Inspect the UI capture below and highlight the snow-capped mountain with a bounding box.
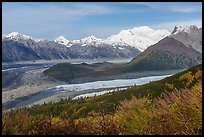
[171,25,200,35]
[171,25,183,34]
[2,34,6,40]
[56,35,103,47]
[183,25,200,34]
[54,35,70,46]
[170,25,202,53]
[2,32,140,62]
[2,25,201,62]
[3,32,31,41]
[3,32,44,43]
[104,26,170,52]
[53,26,170,52]
[128,26,202,71]
[80,35,103,45]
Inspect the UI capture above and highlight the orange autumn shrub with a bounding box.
[117,82,202,135]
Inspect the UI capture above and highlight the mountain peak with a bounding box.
[88,35,96,39]
[81,35,102,44]
[171,25,199,35]
[171,25,182,34]
[82,35,100,40]
[6,32,31,40]
[105,26,170,52]
[133,26,154,32]
[54,35,70,45]
[183,25,198,33]
[7,32,20,36]
[170,25,202,54]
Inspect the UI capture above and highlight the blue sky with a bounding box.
[2,2,202,40]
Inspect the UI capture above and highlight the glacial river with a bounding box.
[3,74,172,110]
[54,75,172,94]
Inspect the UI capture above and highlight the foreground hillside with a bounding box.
[2,64,202,135]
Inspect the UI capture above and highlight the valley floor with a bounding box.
[2,60,184,111]
[2,68,66,103]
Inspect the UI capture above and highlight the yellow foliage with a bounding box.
[117,82,202,135]
[195,70,202,79]
[165,83,174,90]
[178,72,194,86]
[51,117,61,125]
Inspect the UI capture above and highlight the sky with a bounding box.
[2,2,202,40]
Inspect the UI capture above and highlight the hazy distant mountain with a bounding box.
[2,40,42,62]
[2,32,140,62]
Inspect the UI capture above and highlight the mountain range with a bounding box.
[2,25,202,71]
[54,26,170,52]
[2,26,170,62]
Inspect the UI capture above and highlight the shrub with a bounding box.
[117,82,202,135]
[178,72,194,86]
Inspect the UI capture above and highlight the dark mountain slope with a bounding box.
[121,37,202,72]
[2,40,42,62]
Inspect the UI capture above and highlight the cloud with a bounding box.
[3,3,115,23]
[2,2,145,39]
[123,2,201,13]
[2,3,117,39]
[3,2,202,40]
[71,3,115,15]
[167,5,201,13]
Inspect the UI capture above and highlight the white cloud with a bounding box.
[169,5,201,13]
[3,3,115,23]
[72,3,116,15]
[123,2,201,13]
[3,3,202,40]
[2,3,117,39]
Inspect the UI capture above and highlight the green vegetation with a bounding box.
[2,64,202,135]
[44,62,119,82]
[44,52,199,81]
[122,51,198,72]
[44,63,93,81]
